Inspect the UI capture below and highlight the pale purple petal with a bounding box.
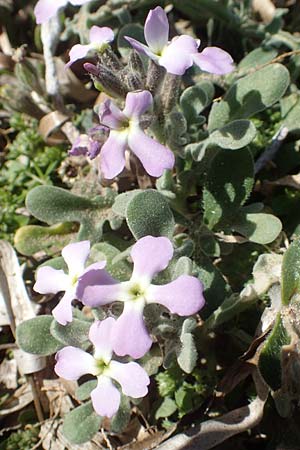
[99,100,127,130]
[69,134,90,156]
[124,37,158,62]
[144,6,169,53]
[193,47,234,75]
[110,361,150,398]
[128,126,175,178]
[147,275,205,315]
[66,44,92,67]
[131,236,174,280]
[77,268,122,307]
[91,376,121,417]
[159,35,198,75]
[89,26,114,44]
[34,266,69,295]
[34,0,67,24]
[88,318,116,359]
[62,240,90,275]
[100,130,127,179]
[88,140,102,159]
[82,261,106,275]
[52,290,75,326]
[55,346,95,380]
[69,135,103,159]
[113,301,152,358]
[123,91,153,119]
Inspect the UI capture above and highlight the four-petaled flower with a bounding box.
[125,6,234,76]
[66,26,114,67]
[55,318,150,417]
[34,0,92,24]
[77,236,205,359]
[33,241,105,326]
[98,90,175,179]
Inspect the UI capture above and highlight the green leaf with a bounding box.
[14,222,77,256]
[126,189,175,239]
[26,186,122,244]
[16,316,62,356]
[280,93,300,133]
[177,319,198,374]
[90,242,132,281]
[50,318,91,349]
[258,314,290,391]
[238,48,278,71]
[194,258,230,316]
[117,24,145,58]
[62,402,102,445]
[209,120,257,149]
[110,395,131,433]
[208,64,290,131]
[139,345,163,376]
[155,397,177,419]
[180,81,215,123]
[76,380,97,401]
[112,190,142,217]
[281,239,300,306]
[232,212,282,244]
[203,148,254,229]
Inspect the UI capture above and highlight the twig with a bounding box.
[40,15,63,109]
[254,126,289,175]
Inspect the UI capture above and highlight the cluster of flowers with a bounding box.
[32,0,230,419]
[34,237,205,417]
[35,1,233,180]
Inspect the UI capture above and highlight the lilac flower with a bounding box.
[55,318,150,417]
[34,241,105,326]
[66,26,114,67]
[77,236,205,359]
[69,126,108,159]
[34,0,92,24]
[125,6,234,76]
[98,90,175,179]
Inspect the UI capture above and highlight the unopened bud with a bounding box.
[84,63,128,98]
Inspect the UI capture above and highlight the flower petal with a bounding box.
[124,37,158,62]
[52,290,75,325]
[55,346,95,380]
[110,361,150,398]
[131,236,174,281]
[100,130,127,179]
[193,47,234,75]
[82,261,106,275]
[91,376,120,417]
[144,6,169,54]
[88,318,116,361]
[159,35,198,75]
[34,0,67,24]
[62,241,90,276]
[123,91,153,119]
[34,266,69,295]
[69,134,90,156]
[89,26,114,44]
[147,275,205,315]
[128,126,174,177]
[98,99,127,130]
[66,44,92,67]
[113,301,152,358]
[77,268,122,307]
